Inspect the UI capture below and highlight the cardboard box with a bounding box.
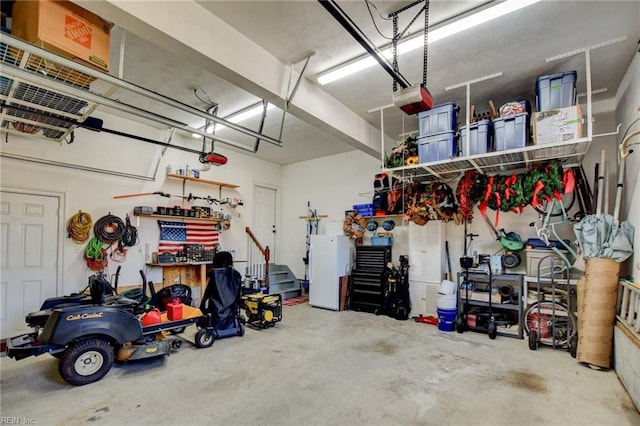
[533,104,583,145]
[12,0,112,72]
[469,291,502,304]
[339,276,350,311]
[525,248,569,278]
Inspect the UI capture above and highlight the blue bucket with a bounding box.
[437,308,457,332]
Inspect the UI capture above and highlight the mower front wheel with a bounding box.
[195,329,215,348]
[58,338,114,386]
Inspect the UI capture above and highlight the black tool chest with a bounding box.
[349,246,391,312]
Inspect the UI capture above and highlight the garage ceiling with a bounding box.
[8,1,640,166]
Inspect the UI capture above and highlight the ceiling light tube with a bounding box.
[192,102,275,137]
[317,0,540,85]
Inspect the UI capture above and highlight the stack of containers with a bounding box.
[436,279,457,332]
[417,102,459,164]
[533,71,580,145]
[493,99,532,152]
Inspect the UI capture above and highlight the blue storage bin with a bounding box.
[493,112,529,151]
[371,236,392,246]
[353,203,373,211]
[417,102,459,136]
[418,131,457,164]
[460,119,492,156]
[536,71,577,111]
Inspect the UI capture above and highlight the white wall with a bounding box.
[0,111,281,294]
[615,53,640,279]
[613,51,640,411]
[280,150,380,279]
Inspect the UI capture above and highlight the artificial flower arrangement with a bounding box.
[384,136,418,168]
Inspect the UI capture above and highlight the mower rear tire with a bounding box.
[169,327,186,335]
[195,329,215,348]
[58,338,114,386]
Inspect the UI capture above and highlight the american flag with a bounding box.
[157,220,219,254]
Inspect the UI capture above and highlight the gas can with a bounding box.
[142,308,162,326]
[167,300,183,321]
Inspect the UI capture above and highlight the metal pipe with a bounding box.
[318,0,411,89]
[1,65,259,152]
[1,103,221,156]
[0,152,155,181]
[0,33,282,147]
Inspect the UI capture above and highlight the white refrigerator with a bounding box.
[309,235,354,310]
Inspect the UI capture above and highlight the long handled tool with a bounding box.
[113,191,219,204]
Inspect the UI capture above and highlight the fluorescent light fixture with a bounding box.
[317,0,540,85]
[192,102,275,138]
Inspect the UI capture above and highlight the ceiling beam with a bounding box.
[73,0,390,159]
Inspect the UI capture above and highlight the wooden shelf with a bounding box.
[363,214,404,219]
[146,262,210,267]
[133,213,229,223]
[167,174,239,189]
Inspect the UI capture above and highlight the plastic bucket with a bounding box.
[438,279,456,295]
[437,294,457,310]
[437,308,457,332]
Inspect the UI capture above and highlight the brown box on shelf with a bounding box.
[532,104,583,145]
[469,291,502,303]
[12,0,112,72]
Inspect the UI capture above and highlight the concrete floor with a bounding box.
[1,303,638,426]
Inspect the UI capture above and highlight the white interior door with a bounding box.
[0,191,60,337]
[253,185,277,260]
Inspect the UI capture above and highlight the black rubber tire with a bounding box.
[455,316,464,333]
[487,320,497,340]
[171,339,183,350]
[528,331,538,351]
[534,189,576,217]
[237,322,245,337]
[169,327,186,335]
[569,334,578,358]
[195,329,215,348]
[58,338,114,386]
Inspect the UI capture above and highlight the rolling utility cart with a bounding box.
[525,253,577,356]
[457,267,524,340]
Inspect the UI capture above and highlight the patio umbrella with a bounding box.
[573,150,608,258]
[601,152,634,262]
[574,147,635,262]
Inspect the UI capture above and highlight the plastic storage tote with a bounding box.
[417,102,459,137]
[460,119,492,156]
[493,112,528,151]
[536,71,577,111]
[418,131,457,163]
